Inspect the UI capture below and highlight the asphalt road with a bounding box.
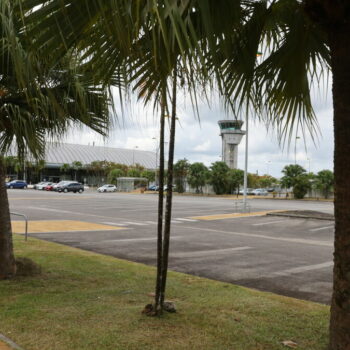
[8,189,334,304]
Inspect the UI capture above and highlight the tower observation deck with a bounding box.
[218,119,245,169]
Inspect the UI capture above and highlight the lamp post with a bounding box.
[266,160,271,175]
[294,136,300,164]
[243,113,249,209]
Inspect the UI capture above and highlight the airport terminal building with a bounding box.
[8,142,157,185]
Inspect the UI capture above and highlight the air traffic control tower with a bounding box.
[218,119,245,169]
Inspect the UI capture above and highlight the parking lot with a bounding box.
[8,189,334,304]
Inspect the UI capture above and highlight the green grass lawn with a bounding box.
[0,235,329,350]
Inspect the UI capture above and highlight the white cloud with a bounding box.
[193,140,212,152]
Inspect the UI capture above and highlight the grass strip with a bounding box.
[0,235,329,350]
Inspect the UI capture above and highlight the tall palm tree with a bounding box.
[169,2,346,348]
[22,0,203,314]
[21,0,350,348]
[0,0,111,279]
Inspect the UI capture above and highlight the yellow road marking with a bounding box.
[190,210,283,221]
[11,220,124,233]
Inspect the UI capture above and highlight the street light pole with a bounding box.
[266,160,271,175]
[243,113,249,209]
[294,136,300,164]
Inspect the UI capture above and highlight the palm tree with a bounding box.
[60,163,70,180]
[0,0,111,279]
[35,159,46,182]
[71,161,83,181]
[21,1,350,347]
[23,1,203,314]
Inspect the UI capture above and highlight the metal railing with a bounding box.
[233,200,251,213]
[10,212,29,241]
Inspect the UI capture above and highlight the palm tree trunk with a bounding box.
[328,20,350,350]
[154,83,167,314]
[0,156,16,279]
[159,65,177,310]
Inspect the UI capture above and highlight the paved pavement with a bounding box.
[8,189,334,304]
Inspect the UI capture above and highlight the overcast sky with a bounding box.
[65,85,333,178]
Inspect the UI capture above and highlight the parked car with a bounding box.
[53,181,72,191]
[37,182,52,190]
[148,185,159,191]
[34,181,47,190]
[239,188,254,195]
[56,182,84,193]
[44,184,55,191]
[6,180,28,189]
[251,188,268,196]
[97,184,117,193]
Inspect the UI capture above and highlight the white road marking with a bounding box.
[176,218,198,222]
[273,261,333,276]
[144,221,157,225]
[309,225,334,232]
[101,222,128,226]
[172,246,252,258]
[171,220,182,224]
[123,221,149,226]
[180,225,333,247]
[252,220,286,226]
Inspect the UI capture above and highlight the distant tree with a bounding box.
[3,156,21,179]
[315,170,334,199]
[226,169,244,195]
[33,159,46,181]
[209,162,229,195]
[107,168,124,185]
[127,168,141,178]
[141,170,155,183]
[259,175,277,189]
[71,161,83,180]
[281,164,311,199]
[293,175,312,199]
[108,162,128,175]
[133,163,145,172]
[173,159,190,193]
[187,162,209,193]
[87,160,110,177]
[280,164,307,189]
[60,163,70,174]
[247,173,260,188]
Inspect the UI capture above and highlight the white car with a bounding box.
[252,188,268,196]
[36,182,52,190]
[98,184,117,193]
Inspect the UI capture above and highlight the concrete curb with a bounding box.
[0,334,25,350]
[267,212,334,221]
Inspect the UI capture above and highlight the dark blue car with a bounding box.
[6,180,28,189]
